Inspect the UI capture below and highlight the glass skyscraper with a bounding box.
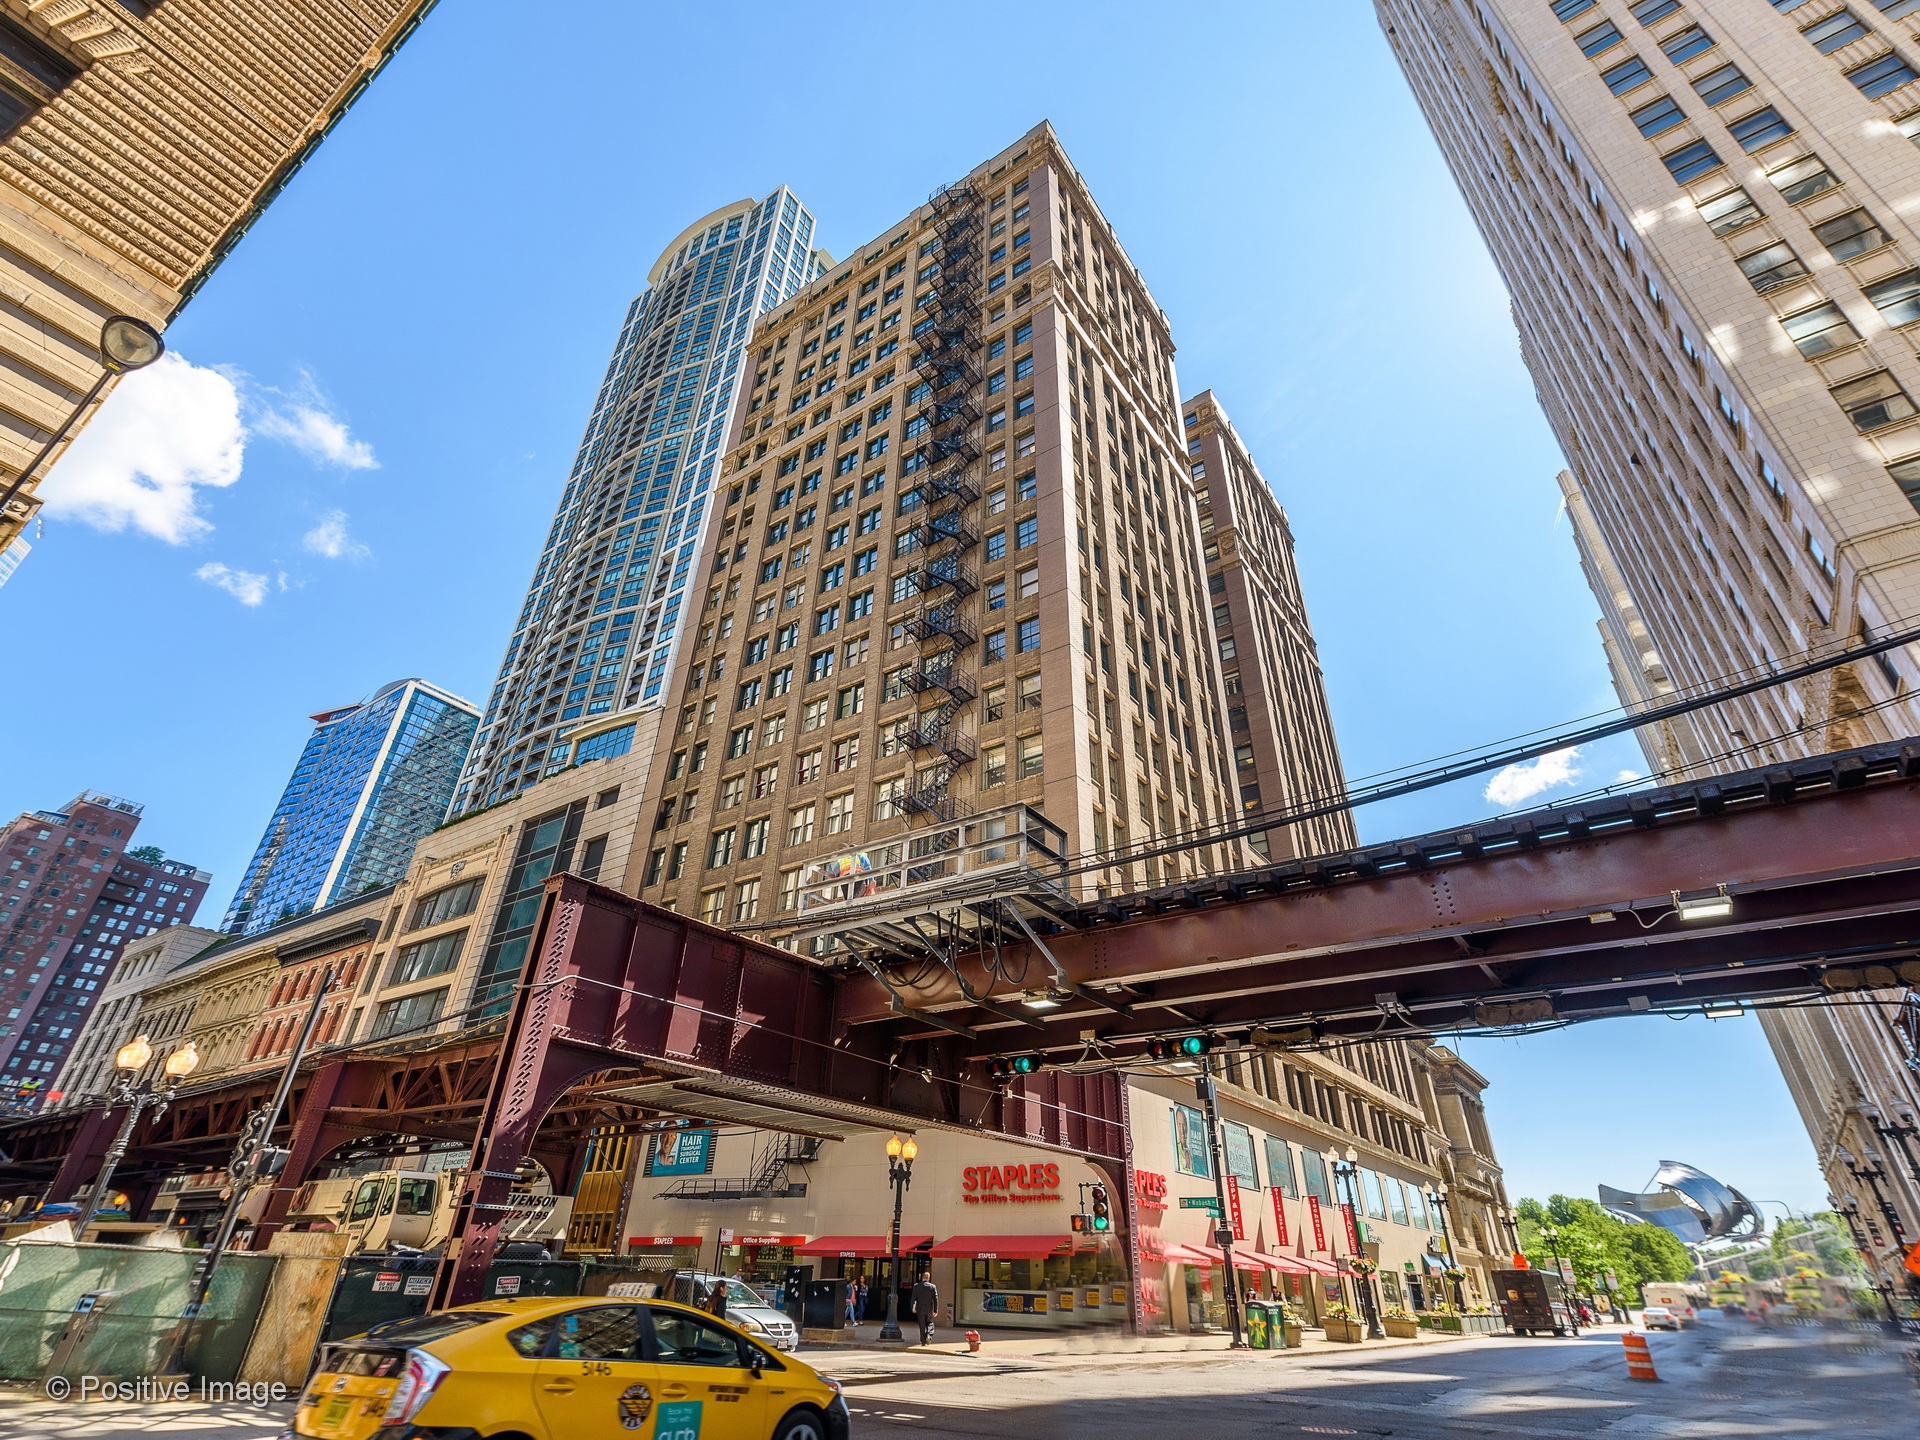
[224,678,478,935]
[450,189,827,814]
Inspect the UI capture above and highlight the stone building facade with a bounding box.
[0,0,440,555]
[1183,390,1355,861]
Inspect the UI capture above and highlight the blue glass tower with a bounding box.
[224,678,478,935]
[451,189,827,814]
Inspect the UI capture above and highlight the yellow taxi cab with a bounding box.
[281,1296,850,1440]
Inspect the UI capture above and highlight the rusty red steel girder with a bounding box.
[830,740,1920,1050]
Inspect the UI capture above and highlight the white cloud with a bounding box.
[1615,769,1645,785]
[195,562,271,606]
[37,352,244,543]
[303,509,369,560]
[254,376,377,470]
[1484,746,1583,808]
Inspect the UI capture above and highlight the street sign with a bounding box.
[1179,1197,1222,1213]
[1558,1259,1576,1287]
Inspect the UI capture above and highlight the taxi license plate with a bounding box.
[320,1396,352,1428]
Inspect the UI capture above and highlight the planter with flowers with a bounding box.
[1322,1303,1365,1343]
[1381,1305,1422,1339]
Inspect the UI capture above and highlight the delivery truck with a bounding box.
[1493,1266,1576,1336]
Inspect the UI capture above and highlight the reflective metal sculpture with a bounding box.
[1599,1160,1760,1244]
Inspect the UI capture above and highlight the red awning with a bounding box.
[1235,1248,1316,1274]
[1154,1243,1217,1265]
[794,1235,933,1258]
[930,1235,1069,1260]
[1189,1243,1264,1272]
[1293,1255,1341,1275]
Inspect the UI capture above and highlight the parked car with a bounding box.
[284,1297,846,1440]
[1642,1305,1682,1331]
[663,1271,801,1353]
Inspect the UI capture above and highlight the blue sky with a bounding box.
[0,2,1824,1210]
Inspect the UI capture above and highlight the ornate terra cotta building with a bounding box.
[0,0,441,556]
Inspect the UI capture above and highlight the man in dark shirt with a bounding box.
[911,1270,940,1346]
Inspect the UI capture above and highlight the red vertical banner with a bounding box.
[1225,1176,1245,1241]
[1308,1195,1325,1251]
[1341,1202,1361,1254]
[1271,1190,1289,1248]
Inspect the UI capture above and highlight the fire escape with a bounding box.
[899,179,986,829]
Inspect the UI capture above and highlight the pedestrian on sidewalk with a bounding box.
[854,1276,869,1325]
[912,1270,940,1346]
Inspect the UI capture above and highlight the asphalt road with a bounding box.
[0,1315,1907,1438]
[838,1317,1913,1439]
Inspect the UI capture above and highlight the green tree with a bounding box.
[1515,1194,1691,1303]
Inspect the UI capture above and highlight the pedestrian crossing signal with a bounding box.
[1071,1213,1090,1233]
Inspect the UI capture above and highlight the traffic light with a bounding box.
[1146,1034,1211,1061]
[1090,1185,1111,1232]
[1071,1213,1090,1233]
[989,1054,1044,1080]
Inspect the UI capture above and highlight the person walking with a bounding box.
[912,1270,940,1346]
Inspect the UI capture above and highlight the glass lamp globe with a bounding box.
[114,1035,153,1072]
[99,316,164,372]
[885,1135,902,1159]
[162,1041,200,1079]
[901,1138,918,1162]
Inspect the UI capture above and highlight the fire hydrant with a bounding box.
[964,1330,982,1353]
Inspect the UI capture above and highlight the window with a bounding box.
[1849,53,1918,98]
[787,803,816,846]
[1015,516,1038,549]
[1016,564,1039,600]
[732,878,761,923]
[802,697,829,730]
[1661,25,1714,63]
[1630,0,1680,20]
[1602,56,1653,94]
[985,578,1007,610]
[1693,63,1752,107]
[1832,370,1917,431]
[761,713,787,746]
[807,648,835,682]
[1663,140,1722,182]
[1299,1146,1334,1205]
[650,1309,750,1369]
[984,628,1007,663]
[700,888,726,923]
[1553,0,1595,19]
[1735,240,1808,292]
[1577,20,1622,56]
[736,679,762,710]
[1813,208,1889,260]
[1016,617,1040,652]
[1865,269,1920,327]
[1781,302,1860,357]
[1698,187,1761,236]
[707,828,736,867]
[836,682,865,718]
[824,792,854,835]
[1728,106,1791,151]
[1630,95,1686,137]
[985,530,1006,560]
[778,869,802,912]
[371,988,447,1040]
[1016,673,1041,712]
[1361,1169,1388,1220]
[819,562,845,591]
[409,879,481,931]
[1889,454,1920,513]
[391,931,465,986]
[1804,10,1868,53]
[1017,733,1043,778]
[751,763,779,800]
[1171,1104,1212,1177]
[981,743,1007,787]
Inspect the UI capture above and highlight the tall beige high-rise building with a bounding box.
[0,1,439,560]
[1184,390,1356,861]
[1381,0,1920,1293]
[626,124,1354,936]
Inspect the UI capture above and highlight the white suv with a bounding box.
[666,1272,801,1352]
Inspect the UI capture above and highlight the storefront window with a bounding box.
[1264,1136,1297,1198]
[1299,1146,1334,1204]
[1170,1104,1211,1178]
[1361,1169,1388,1219]
[1224,1122,1259,1188]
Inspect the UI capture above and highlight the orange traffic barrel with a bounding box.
[1623,1331,1659,1381]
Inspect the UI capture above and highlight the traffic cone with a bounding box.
[1622,1332,1659,1381]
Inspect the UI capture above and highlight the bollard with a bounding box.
[1622,1331,1660,1381]
[965,1330,982,1353]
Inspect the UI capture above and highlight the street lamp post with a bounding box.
[1539,1225,1581,1336]
[1827,1191,1895,1320]
[1328,1148,1384,1339]
[1840,1147,1908,1249]
[1424,1183,1465,1310]
[1865,1108,1920,1189]
[0,317,165,529]
[1498,1205,1521,1260]
[74,1036,201,1236]
[878,1134,917,1343]
[1194,1058,1248,1349]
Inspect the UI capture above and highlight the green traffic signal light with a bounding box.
[1011,1054,1040,1075]
[1176,1035,1207,1056]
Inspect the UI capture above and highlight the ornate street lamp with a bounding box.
[75,1035,200,1235]
[0,316,166,528]
[1327,1146,1385,1339]
[1424,1182,1467,1310]
[878,1134,918,1342]
[1539,1224,1581,1336]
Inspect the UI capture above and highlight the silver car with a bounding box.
[667,1271,801,1352]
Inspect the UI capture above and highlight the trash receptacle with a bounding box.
[803,1278,849,1331]
[1245,1299,1272,1349]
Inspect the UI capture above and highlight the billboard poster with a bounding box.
[649,1128,714,1176]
